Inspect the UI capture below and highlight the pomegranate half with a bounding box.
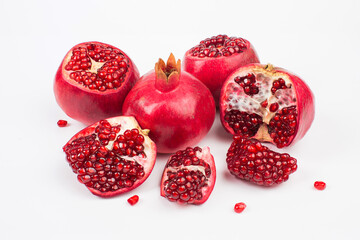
[160,146,216,204]
[122,54,216,153]
[63,116,156,197]
[183,34,260,104]
[220,64,315,148]
[54,41,139,125]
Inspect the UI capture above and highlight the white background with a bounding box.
[1,0,360,239]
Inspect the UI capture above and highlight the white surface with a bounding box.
[1,0,360,239]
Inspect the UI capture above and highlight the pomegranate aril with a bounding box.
[127,195,139,205]
[224,110,262,137]
[314,181,326,190]
[57,120,68,127]
[234,73,259,96]
[234,202,246,213]
[271,78,288,94]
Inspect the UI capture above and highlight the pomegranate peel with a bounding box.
[63,116,156,198]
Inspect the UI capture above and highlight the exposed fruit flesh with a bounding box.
[226,135,297,186]
[127,195,139,205]
[57,120,68,127]
[234,202,246,213]
[63,117,156,197]
[314,181,326,190]
[64,43,129,91]
[160,147,216,204]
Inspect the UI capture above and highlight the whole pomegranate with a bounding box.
[220,64,315,148]
[63,116,156,197]
[122,54,216,153]
[160,146,216,204]
[183,34,260,104]
[54,41,139,125]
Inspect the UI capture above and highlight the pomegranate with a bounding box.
[63,116,156,197]
[122,54,215,153]
[226,135,297,186]
[160,146,216,204]
[183,34,260,104]
[54,41,139,125]
[220,64,315,148]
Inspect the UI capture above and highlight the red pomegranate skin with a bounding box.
[54,41,139,125]
[122,56,215,153]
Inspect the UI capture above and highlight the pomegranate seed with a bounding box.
[234,74,259,96]
[127,195,139,205]
[57,120,68,127]
[234,202,246,213]
[224,110,262,137]
[314,181,326,190]
[269,103,279,112]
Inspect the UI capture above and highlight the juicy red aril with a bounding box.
[271,78,288,94]
[224,110,262,137]
[65,43,129,92]
[162,147,211,204]
[127,195,139,205]
[113,129,146,157]
[268,106,297,148]
[234,202,246,213]
[189,35,247,58]
[314,181,326,190]
[226,135,297,186]
[234,73,259,96]
[57,120,68,127]
[269,103,279,112]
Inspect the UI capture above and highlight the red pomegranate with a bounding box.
[54,41,139,125]
[63,116,156,197]
[183,34,260,104]
[160,146,216,204]
[220,64,315,148]
[122,54,216,153]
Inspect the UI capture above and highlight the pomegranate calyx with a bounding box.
[264,64,275,71]
[155,53,181,92]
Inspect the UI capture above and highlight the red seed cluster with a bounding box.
[224,110,263,137]
[63,120,147,193]
[226,135,297,186]
[234,73,259,96]
[113,129,145,157]
[271,78,288,94]
[268,106,297,148]
[189,35,248,58]
[65,43,129,91]
[163,147,211,204]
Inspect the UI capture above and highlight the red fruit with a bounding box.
[127,195,139,205]
[63,116,156,197]
[54,41,140,125]
[226,135,297,186]
[160,146,216,204]
[314,181,326,190]
[57,120,68,127]
[122,54,215,153]
[183,34,260,104]
[234,202,246,213]
[220,64,315,148]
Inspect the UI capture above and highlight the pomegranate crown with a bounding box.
[155,53,181,92]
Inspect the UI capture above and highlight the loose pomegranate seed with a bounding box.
[234,202,246,213]
[57,120,68,127]
[234,73,259,96]
[127,195,139,205]
[314,181,326,190]
[224,110,263,137]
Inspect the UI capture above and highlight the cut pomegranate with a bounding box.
[314,181,326,190]
[226,135,297,186]
[160,146,216,204]
[183,34,260,104]
[63,116,156,197]
[127,195,139,205]
[220,64,315,148]
[234,202,246,213]
[54,41,139,125]
[123,54,215,153]
[57,120,68,127]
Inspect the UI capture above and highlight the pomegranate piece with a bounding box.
[314,181,326,190]
[127,195,139,205]
[183,34,260,104]
[63,116,156,198]
[160,147,216,204]
[57,120,68,127]
[220,64,315,148]
[54,41,139,125]
[226,135,297,186]
[123,54,215,153]
[234,202,246,213]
